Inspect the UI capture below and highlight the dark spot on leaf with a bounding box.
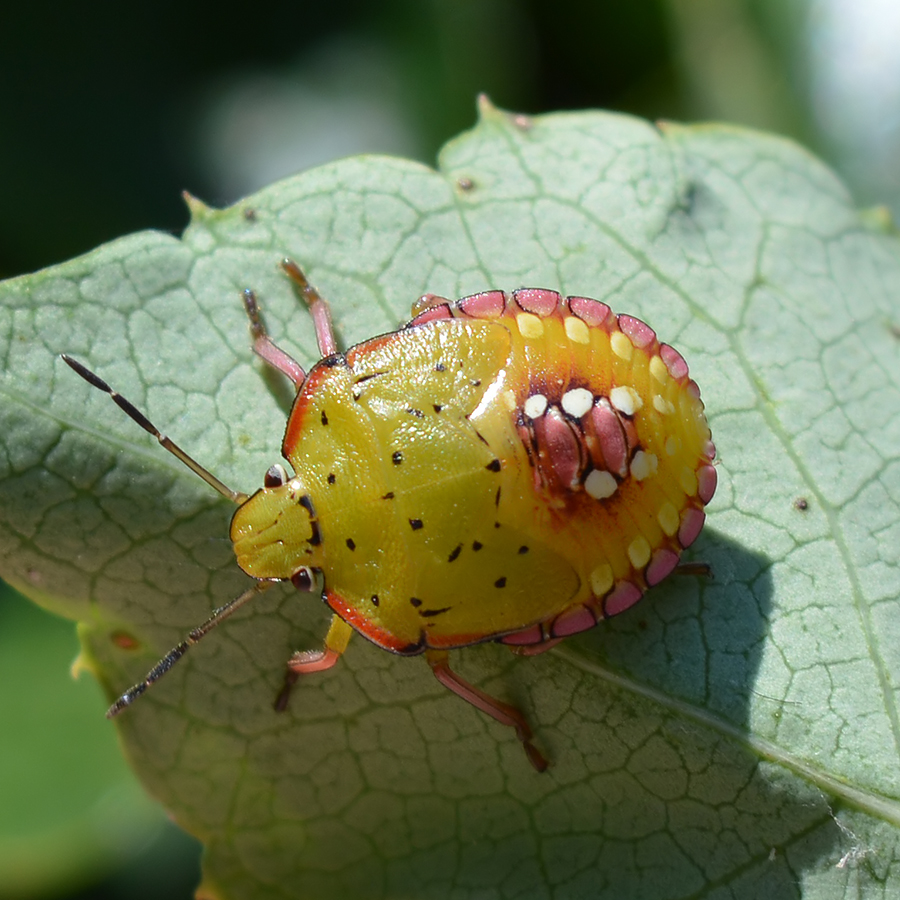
[794,497,809,512]
[346,538,356,551]
[433,404,443,413]
[371,594,380,607]
[495,577,507,588]
[485,459,501,472]
[518,545,529,554]
[409,518,424,531]
[410,597,423,608]
[382,491,395,500]
[448,544,462,562]
[321,409,329,426]
[392,451,403,465]
[327,473,336,485]
[472,541,483,551]
[407,407,424,418]
[435,363,446,372]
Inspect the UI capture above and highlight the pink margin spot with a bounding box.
[501,624,544,645]
[550,604,598,638]
[408,305,451,326]
[617,314,656,349]
[567,295,613,328]
[678,508,706,548]
[459,290,506,317]
[513,288,560,316]
[645,548,680,586]
[698,464,718,505]
[603,582,644,617]
[660,343,689,380]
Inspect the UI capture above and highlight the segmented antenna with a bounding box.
[61,354,249,505]
[61,352,268,713]
[106,580,276,717]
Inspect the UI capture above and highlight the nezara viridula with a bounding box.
[64,259,716,771]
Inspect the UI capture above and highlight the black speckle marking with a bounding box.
[371,594,380,607]
[433,404,443,414]
[327,473,336,485]
[320,409,329,426]
[448,543,462,562]
[323,354,349,368]
[407,407,425,418]
[486,459,501,473]
[382,491,395,500]
[410,597,423,608]
[420,606,452,618]
[494,577,507,588]
[354,371,386,385]
[494,487,501,507]
[308,520,322,546]
[471,379,481,387]
[472,429,489,446]
[494,521,501,528]
[472,540,483,551]
[409,518,424,531]
[346,538,356,551]
[392,451,403,465]
[794,497,809,512]
[435,363,446,372]
[518,545,529,554]
[298,494,316,515]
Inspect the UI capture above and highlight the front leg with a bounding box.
[274,614,354,711]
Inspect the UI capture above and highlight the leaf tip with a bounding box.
[182,189,213,220]
[476,94,534,133]
[859,204,897,235]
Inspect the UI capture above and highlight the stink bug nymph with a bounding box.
[64,259,716,771]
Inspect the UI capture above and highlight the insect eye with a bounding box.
[290,566,323,594]
[264,463,288,487]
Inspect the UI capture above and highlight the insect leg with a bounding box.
[242,289,308,388]
[507,637,564,657]
[273,614,354,711]
[280,258,338,357]
[674,561,712,578]
[426,649,548,772]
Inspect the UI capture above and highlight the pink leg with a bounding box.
[274,615,353,711]
[426,649,548,772]
[242,288,308,388]
[280,258,338,357]
[508,637,564,657]
[241,259,339,388]
[674,561,712,578]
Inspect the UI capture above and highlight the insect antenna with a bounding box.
[61,354,248,505]
[106,579,277,716]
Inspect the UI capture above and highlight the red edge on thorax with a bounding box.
[326,591,500,654]
[326,590,419,654]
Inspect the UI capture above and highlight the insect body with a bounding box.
[64,260,716,771]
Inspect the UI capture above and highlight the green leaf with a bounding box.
[3,98,900,898]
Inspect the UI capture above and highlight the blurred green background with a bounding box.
[2,0,897,896]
